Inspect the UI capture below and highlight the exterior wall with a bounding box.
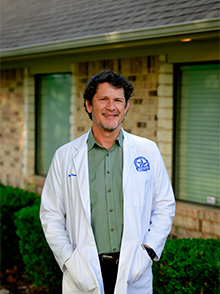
[0,56,219,239]
[0,69,25,187]
[171,202,220,239]
[23,68,38,189]
[157,56,173,179]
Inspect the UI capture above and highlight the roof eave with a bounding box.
[1,18,219,58]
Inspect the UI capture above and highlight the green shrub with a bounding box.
[14,199,62,292]
[0,183,38,269]
[15,200,219,294]
[153,238,220,294]
[3,185,219,292]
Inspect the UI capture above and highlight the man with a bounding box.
[40,70,175,294]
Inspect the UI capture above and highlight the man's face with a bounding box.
[86,82,130,133]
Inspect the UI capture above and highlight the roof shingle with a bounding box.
[1,0,219,50]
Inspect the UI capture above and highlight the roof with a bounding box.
[1,0,220,56]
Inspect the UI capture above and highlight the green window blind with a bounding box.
[176,64,220,206]
[36,74,71,176]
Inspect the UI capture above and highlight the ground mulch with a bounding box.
[1,265,49,294]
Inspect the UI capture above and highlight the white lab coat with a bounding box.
[40,129,175,294]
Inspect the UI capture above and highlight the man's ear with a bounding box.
[85,100,92,114]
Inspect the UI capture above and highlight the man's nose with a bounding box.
[106,100,116,110]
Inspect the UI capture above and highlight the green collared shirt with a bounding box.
[87,129,124,254]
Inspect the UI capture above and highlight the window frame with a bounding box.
[35,72,72,176]
[173,61,220,207]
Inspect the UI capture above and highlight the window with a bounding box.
[36,73,71,176]
[174,63,220,207]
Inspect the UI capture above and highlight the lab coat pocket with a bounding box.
[64,247,97,292]
[128,243,152,284]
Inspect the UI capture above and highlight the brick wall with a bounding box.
[171,202,220,239]
[1,57,219,239]
[0,69,25,188]
[0,68,45,193]
[157,56,173,179]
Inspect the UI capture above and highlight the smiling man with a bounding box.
[40,70,175,294]
[85,81,130,149]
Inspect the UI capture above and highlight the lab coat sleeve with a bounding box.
[143,144,175,260]
[40,150,74,270]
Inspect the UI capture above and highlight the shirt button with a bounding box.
[98,274,102,280]
[109,209,113,212]
[107,153,109,157]
[111,228,115,232]
[113,248,116,252]
[107,170,110,174]
[89,241,95,247]
[108,189,111,193]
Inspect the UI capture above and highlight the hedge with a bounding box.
[0,183,38,269]
[153,238,220,293]
[1,185,220,293]
[14,199,62,293]
[15,202,220,293]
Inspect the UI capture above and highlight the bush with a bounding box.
[2,185,219,293]
[15,201,219,294]
[14,199,62,292]
[153,238,220,293]
[0,183,38,269]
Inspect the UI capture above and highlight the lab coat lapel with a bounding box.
[122,131,136,189]
[72,132,91,222]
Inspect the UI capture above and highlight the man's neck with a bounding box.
[92,126,121,151]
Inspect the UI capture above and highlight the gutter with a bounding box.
[1,19,219,58]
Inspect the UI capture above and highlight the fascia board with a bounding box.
[1,19,219,58]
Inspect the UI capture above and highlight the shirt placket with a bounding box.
[105,150,118,252]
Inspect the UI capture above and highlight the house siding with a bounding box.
[0,55,219,239]
[0,69,25,187]
[171,202,220,239]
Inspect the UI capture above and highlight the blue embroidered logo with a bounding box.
[68,173,77,177]
[134,157,150,172]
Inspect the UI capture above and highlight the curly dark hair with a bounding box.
[83,70,134,120]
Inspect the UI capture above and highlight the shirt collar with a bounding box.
[87,128,124,151]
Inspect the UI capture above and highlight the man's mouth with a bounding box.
[103,113,118,118]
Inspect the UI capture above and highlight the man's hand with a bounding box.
[143,245,156,260]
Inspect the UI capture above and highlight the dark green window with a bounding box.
[175,63,220,207]
[36,74,71,176]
